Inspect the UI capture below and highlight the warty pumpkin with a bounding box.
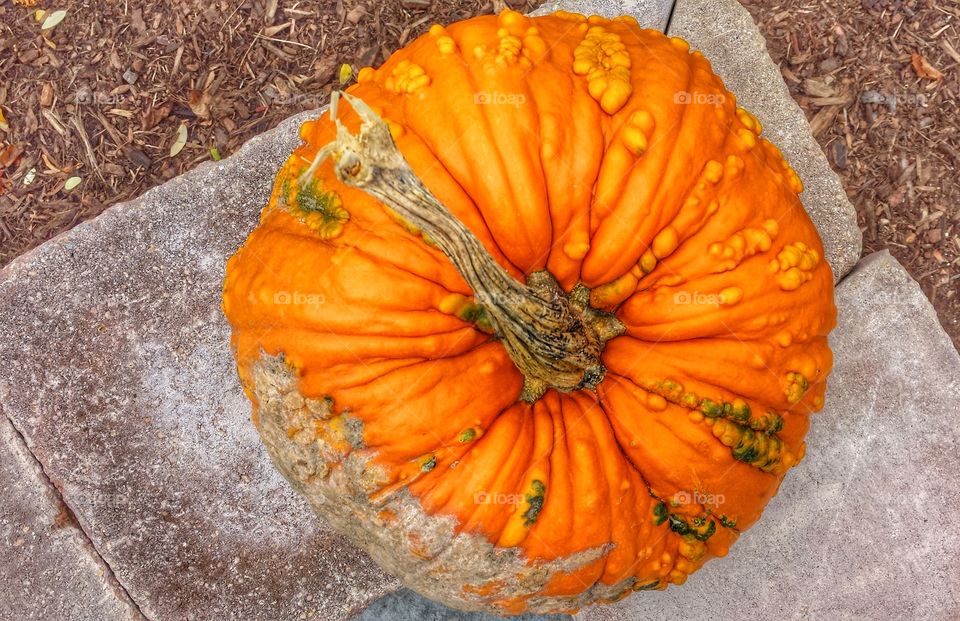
[222,9,836,615]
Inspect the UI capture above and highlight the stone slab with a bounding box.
[575,250,960,621]
[0,109,398,621]
[669,0,862,280]
[0,414,141,621]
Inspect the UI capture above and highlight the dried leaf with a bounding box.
[0,144,23,167]
[22,168,37,186]
[911,52,943,80]
[188,89,212,118]
[170,123,188,157]
[802,77,836,98]
[338,63,353,85]
[41,9,67,31]
[63,176,81,191]
[0,108,8,132]
[142,103,172,130]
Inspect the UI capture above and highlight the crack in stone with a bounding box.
[0,406,151,621]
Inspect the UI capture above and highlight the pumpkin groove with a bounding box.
[223,9,836,614]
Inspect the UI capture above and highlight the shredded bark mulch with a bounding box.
[1,0,957,349]
[0,0,537,262]
[742,0,959,348]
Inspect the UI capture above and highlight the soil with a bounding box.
[1,0,957,349]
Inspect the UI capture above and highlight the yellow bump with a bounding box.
[647,394,667,411]
[522,34,546,58]
[761,219,779,237]
[707,200,719,215]
[385,61,430,94]
[735,106,757,133]
[436,35,457,55]
[630,109,655,134]
[555,10,587,21]
[563,239,590,260]
[640,249,657,273]
[616,14,639,26]
[590,271,638,307]
[719,286,743,306]
[786,168,804,193]
[429,24,445,36]
[725,155,745,178]
[439,293,468,314]
[356,67,374,83]
[573,24,633,115]
[388,122,404,140]
[775,331,793,347]
[652,226,679,259]
[499,8,526,28]
[622,125,648,155]
[703,159,724,184]
[737,128,757,149]
[778,268,805,291]
[669,36,690,52]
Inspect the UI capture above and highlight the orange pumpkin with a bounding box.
[223,9,836,615]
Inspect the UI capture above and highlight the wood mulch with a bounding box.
[1,0,957,349]
[743,0,959,348]
[0,0,537,261]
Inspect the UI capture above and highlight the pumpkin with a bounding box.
[222,9,836,615]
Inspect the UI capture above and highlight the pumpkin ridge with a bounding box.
[581,33,698,285]
[386,94,526,277]
[601,367,792,473]
[405,18,549,272]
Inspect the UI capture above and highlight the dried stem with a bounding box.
[306,92,623,401]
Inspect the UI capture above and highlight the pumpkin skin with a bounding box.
[222,9,836,615]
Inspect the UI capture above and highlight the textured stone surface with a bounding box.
[356,589,572,621]
[669,0,862,280]
[576,251,960,620]
[0,415,141,621]
[0,108,398,621]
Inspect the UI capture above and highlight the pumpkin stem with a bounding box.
[310,92,624,401]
